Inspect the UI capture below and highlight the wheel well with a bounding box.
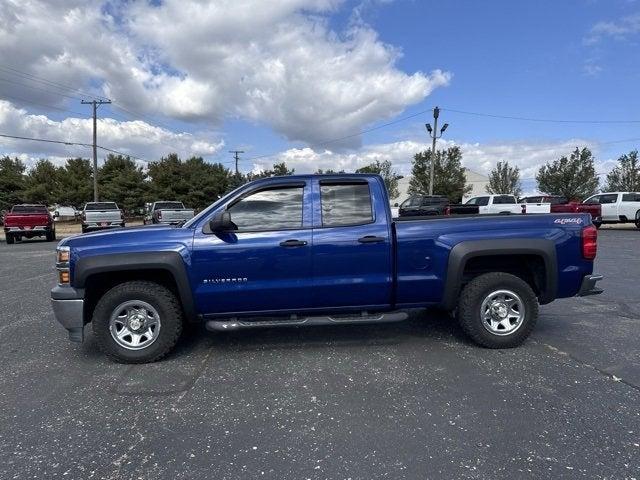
[462,254,546,297]
[83,269,183,323]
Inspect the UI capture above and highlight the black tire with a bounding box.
[92,281,183,363]
[5,233,14,245]
[456,272,538,348]
[593,221,601,230]
[81,225,87,234]
[46,229,56,242]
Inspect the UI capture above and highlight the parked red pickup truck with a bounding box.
[3,204,56,244]
[520,196,602,228]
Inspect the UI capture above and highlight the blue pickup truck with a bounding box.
[51,174,602,363]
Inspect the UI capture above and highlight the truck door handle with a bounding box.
[358,235,385,244]
[279,239,308,247]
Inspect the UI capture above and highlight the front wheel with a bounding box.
[456,272,538,348]
[92,281,183,363]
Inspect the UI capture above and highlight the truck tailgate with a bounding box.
[4,214,50,227]
[85,211,122,223]
[158,209,195,222]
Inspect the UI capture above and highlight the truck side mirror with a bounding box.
[208,211,235,232]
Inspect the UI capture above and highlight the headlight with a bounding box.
[56,246,71,285]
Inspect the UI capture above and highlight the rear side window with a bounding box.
[599,194,618,204]
[320,183,373,227]
[493,195,516,204]
[228,186,303,231]
[85,202,119,210]
[11,205,47,214]
[622,193,640,202]
[422,197,448,206]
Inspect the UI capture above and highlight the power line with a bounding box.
[0,76,83,101]
[0,65,108,101]
[442,108,640,124]
[0,133,92,148]
[0,93,87,116]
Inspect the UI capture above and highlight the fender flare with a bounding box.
[440,239,558,310]
[74,251,196,320]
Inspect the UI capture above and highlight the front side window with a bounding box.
[321,183,373,227]
[227,186,303,231]
[466,196,490,206]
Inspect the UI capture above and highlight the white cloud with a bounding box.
[0,100,224,168]
[0,0,450,148]
[254,138,610,182]
[584,12,640,44]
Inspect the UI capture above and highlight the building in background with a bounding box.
[393,169,489,205]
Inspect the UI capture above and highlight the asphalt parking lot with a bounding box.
[0,230,638,480]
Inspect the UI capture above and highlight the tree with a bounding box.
[246,162,295,181]
[486,161,522,197]
[98,154,148,213]
[536,147,599,200]
[57,158,95,207]
[23,159,62,205]
[0,156,26,211]
[605,150,640,192]
[408,146,471,202]
[355,159,402,199]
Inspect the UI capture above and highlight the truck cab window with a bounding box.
[228,186,303,231]
[599,194,618,204]
[321,183,373,227]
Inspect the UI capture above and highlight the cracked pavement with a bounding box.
[0,229,638,479]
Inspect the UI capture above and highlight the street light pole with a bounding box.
[425,106,449,196]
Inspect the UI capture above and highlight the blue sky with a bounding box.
[0,0,639,192]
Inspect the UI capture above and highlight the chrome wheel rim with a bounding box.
[109,300,161,350]
[480,289,525,336]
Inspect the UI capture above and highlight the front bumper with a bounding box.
[577,274,604,296]
[51,286,85,342]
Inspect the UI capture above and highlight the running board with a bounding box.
[205,311,408,332]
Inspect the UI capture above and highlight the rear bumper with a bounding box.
[4,225,51,233]
[82,222,124,231]
[51,286,85,342]
[577,274,604,296]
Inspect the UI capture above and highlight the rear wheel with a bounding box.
[46,229,56,242]
[81,225,87,234]
[5,233,14,245]
[92,281,183,363]
[457,272,538,348]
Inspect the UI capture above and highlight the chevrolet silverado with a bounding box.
[51,174,603,363]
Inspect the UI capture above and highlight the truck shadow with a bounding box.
[176,308,470,357]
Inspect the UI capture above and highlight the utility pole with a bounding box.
[81,99,111,201]
[425,106,449,196]
[229,150,244,176]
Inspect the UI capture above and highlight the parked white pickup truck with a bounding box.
[145,201,195,225]
[464,195,549,214]
[583,192,640,228]
[81,202,124,233]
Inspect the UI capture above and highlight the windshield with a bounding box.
[154,202,185,210]
[11,205,48,214]
[85,202,118,211]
